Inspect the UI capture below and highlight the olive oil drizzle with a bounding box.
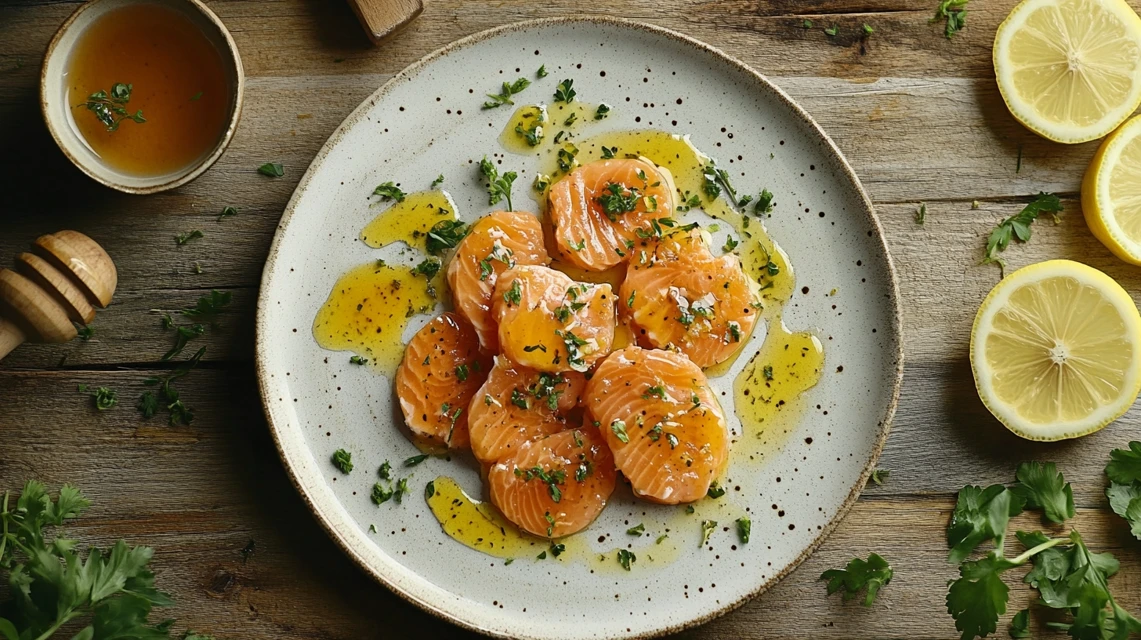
[360,190,458,252]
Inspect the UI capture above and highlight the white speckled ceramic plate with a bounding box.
[256,18,902,640]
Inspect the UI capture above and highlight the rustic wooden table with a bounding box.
[4,1,1141,638]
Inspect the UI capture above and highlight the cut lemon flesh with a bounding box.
[1083,114,1141,264]
[971,260,1141,441]
[994,0,1141,144]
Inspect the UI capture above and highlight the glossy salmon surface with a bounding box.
[446,211,550,351]
[395,313,492,448]
[492,265,616,373]
[620,229,760,368]
[468,356,587,464]
[547,158,674,271]
[584,345,728,504]
[487,427,617,538]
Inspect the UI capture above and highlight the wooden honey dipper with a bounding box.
[0,231,117,361]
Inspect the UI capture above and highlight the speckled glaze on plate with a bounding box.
[256,18,902,640]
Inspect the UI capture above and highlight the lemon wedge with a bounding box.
[1083,114,1141,264]
[971,260,1141,441]
[994,0,1141,144]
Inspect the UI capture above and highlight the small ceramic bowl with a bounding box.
[40,0,244,194]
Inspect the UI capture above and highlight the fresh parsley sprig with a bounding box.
[478,157,517,211]
[982,192,1062,269]
[1106,441,1141,540]
[483,77,531,109]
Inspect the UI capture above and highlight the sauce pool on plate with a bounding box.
[65,3,230,177]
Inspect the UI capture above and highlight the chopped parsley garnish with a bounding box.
[916,202,927,224]
[503,279,522,306]
[627,523,645,536]
[667,433,679,449]
[218,206,238,221]
[537,64,548,78]
[982,192,1062,270]
[557,144,579,172]
[537,551,548,560]
[257,162,284,178]
[371,482,393,504]
[515,466,566,502]
[617,549,636,571]
[643,385,667,401]
[533,173,551,192]
[378,461,392,480]
[550,543,566,557]
[545,512,556,537]
[478,157,518,210]
[482,77,531,109]
[392,477,410,503]
[598,182,641,219]
[349,355,368,365]
[79,385,118,411]
[824,25,839,37]
[627,291,636,308]
[454,364,470,382]
[610,420,629,443]
[701,162,721,200]
[515,120,544,146]
[555,329,589,371]
[802,19,814,29]
[677,191,701,212]
[431,174,445,188]
[524,344,547,353]
[554,78,576,103]
[594,103,611,120]
[601,146,617,159]
[568,238,586,251]
[511,389,530,410]
[372,181,406,202]
[728,321,742,343]
[528,372,567,410]
[821,553,893,606]
[706,482,726,499]
[868,468,890,486]
[563,112,578,127]
[426,219,469,255]
[699,520,717,547]
[77,325,94,341]
[762,365,774,380]
[78,82,145,131]
[723,235,739,252]
[404,454,429,467]
[332,449,353,474]
[412,257,441,279]
[862,23,874,36]
[755,189,774,215]
[737,517,751,543]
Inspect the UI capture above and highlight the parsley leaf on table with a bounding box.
[946,553,1016,639]
[820,553,893,606]
[932,0,968,38]
[981,193,1063,269]
[1009,608,1030,638]
[1106,441,1141,540]
[1010,461,1075,524]
[946,484,1023,564]
[1106,441,1141,484]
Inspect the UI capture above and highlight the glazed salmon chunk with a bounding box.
[395,312,492,449]
[548,158,674,271]
[620,228,760,368]
[487,426,617,538]
[492,265,616,373]
[585,346,728,504]
[446,211,550,351]
[468,356,587,465]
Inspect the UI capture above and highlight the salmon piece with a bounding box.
[620,228,760,368]
[487,426,617,538]
[584,346,728,504]
[468,356,587,464]
[395,313,492,449]
[446,211,550,351]
[548,158,674,271]
[492,265,616,373]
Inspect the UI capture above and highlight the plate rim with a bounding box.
[255,15,904,639]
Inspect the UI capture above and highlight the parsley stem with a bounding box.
[1008,536,1066,565]
[33,611,81,640]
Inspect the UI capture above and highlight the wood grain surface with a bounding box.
[3,1,1141,638]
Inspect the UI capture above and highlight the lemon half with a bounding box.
[971,260,1141,441]
[1083,114,1141,263]
[994,0,1141,144]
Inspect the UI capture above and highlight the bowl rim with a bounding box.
[39,0,245,195]
[255,16,905,640]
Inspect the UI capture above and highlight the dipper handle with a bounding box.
[346,0,422,45]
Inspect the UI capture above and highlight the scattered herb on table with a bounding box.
[820,553,893,606]
[802,19,814,29]
[862,23,874,36]
[868,468,890,486]
[162,323,205,361]
[190,91,203,101]
[932,0,968,38]
[916,202,926,224]
[824,26,839,37]
[1010,461,1075,524]
[478,157,518,211]
[332,448,353,474]
[78,384,118,410]
[138,347,205,425]
[1106,441,1141,540]
[77,325,95,341]
[76,82,145,131]
[257,162,284,177]
[175,230,203,246]
[181,289,233,323]
[981,192,1062,270]
[1009,609,1030,638]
